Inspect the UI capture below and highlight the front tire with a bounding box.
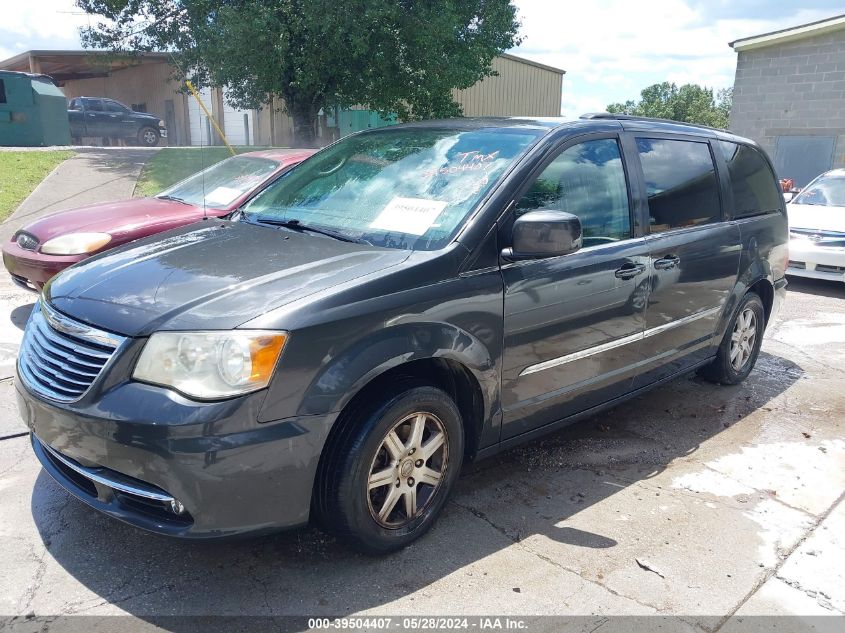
[317,385,464,555]
[138,126,160,147]
[700,292,765,385]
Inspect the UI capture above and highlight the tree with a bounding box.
[76,0,522,146]
[607,82,732,129]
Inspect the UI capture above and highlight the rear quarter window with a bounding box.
[719,141,782,218]
[636,137,721,233]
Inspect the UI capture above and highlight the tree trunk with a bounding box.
[288,98,318,148]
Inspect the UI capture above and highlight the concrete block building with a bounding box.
[729,14,845,186]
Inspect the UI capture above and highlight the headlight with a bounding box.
[41,232,111,255]
[133,330,287,400]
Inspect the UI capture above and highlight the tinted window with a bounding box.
[0,79,6,104]
[104,100,129,113]
[516,138,631,245]
[719,141,781,217]
[637,138,721,232]
[68,99,80,110]
[83,99,104,112]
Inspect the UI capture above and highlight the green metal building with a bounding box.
[0,71,71,147]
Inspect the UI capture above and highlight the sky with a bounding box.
[1,0,844,119]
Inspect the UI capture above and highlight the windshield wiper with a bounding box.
[252,216,371,245]
[157,194,191,205]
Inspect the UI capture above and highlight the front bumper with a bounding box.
[2,241,85,289]
[787,238,845,282]
[17,376,336,538]
[771,276,787,324]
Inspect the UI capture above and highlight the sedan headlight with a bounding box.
[133,331,288,400]
[41,232,112,255]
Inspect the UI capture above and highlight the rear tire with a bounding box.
[317,385,464,555]
[138,126,160,147]
[700,292,765,385]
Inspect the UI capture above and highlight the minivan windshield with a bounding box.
[157,155,279,209]
[241,127,542,250]
[793,174,845,207]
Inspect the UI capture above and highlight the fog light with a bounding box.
[170,499,186,514]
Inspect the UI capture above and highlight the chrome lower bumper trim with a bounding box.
[38,437,175,503]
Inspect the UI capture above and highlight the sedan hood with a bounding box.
[22,198,208,243]
[45,221,409,336]
[787,203,845,232]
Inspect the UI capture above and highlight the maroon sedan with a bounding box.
[3,149,314,291]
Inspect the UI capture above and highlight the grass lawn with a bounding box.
[0,151,75,221]
[133,146,260,197]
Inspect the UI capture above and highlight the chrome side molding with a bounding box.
[520,306,723,377]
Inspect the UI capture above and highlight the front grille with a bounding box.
[788,261,806,269]
[790,228,845,247]
[15,231,39,251]
[18,301,125,402]
[816,264,845,274]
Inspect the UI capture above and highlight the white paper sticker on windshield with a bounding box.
[369,197,448,235]
[204,186,242,206]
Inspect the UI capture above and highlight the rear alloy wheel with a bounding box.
[318,385,464,554]
[138,126,160,147]
[700,292,765,385]
[729,307,757,372]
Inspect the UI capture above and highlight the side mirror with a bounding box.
[501,210,583,261]
[782,192,794,203]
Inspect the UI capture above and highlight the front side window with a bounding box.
[719,141,782,217]
[83,99,104,112]
[515,138,632,246]
[104,100,129,113]
[242,127,543,250]
[792,173,845,207]
[157,155,280,209]
[68,98,80,110]
[637,138,721,233]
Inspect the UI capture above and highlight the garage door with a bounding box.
[774,135,836,188]
[222,99,253,146]
[187,86,214,146]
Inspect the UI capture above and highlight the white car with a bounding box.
[786,168,845,282]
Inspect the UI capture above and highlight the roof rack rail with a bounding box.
[579,112,724,133]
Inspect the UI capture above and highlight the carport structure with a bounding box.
[0,50,192,146]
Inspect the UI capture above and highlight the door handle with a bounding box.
[654,255,680,270]
[614,262,647,279]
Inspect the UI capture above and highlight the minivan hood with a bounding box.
[787,203,845,232]
[45,221,409,336]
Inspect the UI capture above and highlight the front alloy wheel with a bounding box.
[367,411,448,528]
[317,384,464,554]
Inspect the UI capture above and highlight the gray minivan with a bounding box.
[17,115,788,553]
